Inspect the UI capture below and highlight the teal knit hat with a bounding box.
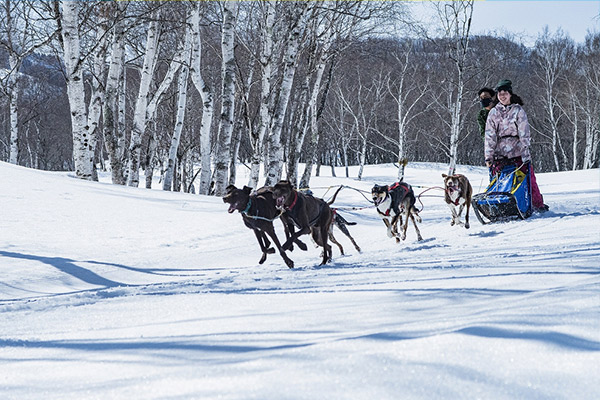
[495,79,513,93]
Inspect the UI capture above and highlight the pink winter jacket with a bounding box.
[484,103,531,163]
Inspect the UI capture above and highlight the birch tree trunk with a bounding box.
[163,24,192,191]
[189,2,214,195]
[60,1,95,180]
[8,54,19,164]
[435,0,473,176]
[126,14,160,187]
[264,2,310,187]
[2,0,57,165]
[248,0,275,189]
[213,0,238,196]
[299,31,334,189]
[102,2,127,184]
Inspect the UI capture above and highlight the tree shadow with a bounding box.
[0,250,124,287]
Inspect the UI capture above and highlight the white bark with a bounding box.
[2,1,57,165]
[60,1,95,180]
[299,28,334,189]
[163,24,192,191]
[102,2,127,184]
[190,2,215,195]
[435,0,473,176]
[126,14,160,187]
[213,0,238,196]
[8,54,19,164]
[248,0,275,189]
[264,2,310,187]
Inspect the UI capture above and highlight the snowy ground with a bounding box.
[1,160,599,400]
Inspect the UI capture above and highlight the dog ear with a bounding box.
[442,174,447,178]
[225,184,237,193]
[242,186,253,194]
[382,185,389,192]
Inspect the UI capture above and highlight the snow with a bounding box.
[1,160,599,399]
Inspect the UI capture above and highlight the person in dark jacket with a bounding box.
[477,87,496,137]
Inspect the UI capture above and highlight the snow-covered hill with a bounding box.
[1,161,599,399]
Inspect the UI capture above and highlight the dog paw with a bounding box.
[417,235,423,241]
[286,260,294,269]
[465,223,470,229]
[395,237,401,243]
[266,247,276,254]
[387,231,394,238]
[450,221,455,226]
[296,240,308,251]
[259,254,267,264]
[401,234,407,241]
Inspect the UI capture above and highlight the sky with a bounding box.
[1,160,599,399]
[410,0,600,46]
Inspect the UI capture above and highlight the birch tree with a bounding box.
[580,33,600,169]
[532,29,575,172]
[434,0,474,176]
[247,0,275,189]
[163,18,192,191]
[189,1,214,195]
[126,10,160,187]
[213,0,238,196]
[264,1,311,187]
[0,0,57,164]
[59,1,103,180]
[102,1,127,184]
[386,42,429,181]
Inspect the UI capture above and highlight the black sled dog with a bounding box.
[371,181,423,243]
[222,185,306,269]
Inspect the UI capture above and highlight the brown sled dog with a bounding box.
[324,186,361,255]
[272,180,333,265]
[442,173,473,229]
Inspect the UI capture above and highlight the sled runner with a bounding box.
[471,163,532,224]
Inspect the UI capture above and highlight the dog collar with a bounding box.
[242,198,252,214]
[446,186,461,206]
[286,191,298,211]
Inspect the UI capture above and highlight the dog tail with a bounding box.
[327,185,344,205]
[335,212,357,226]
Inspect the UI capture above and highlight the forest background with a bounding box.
[1,0,599,196]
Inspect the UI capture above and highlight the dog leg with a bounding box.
[264,225,294,269]
[410,210,423,241]
[254,230,272,265]
[328,231,344,255]
[401,210,410,241]
[447,203,457,226]
[336,220,361,252]
[382,218,394,238]
[319,225,332,265]
[465,201,470,229]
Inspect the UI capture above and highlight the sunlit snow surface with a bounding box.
[1,161,599,399]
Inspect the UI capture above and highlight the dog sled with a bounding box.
[471,162,532,224]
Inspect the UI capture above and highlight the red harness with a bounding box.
[380,182,408,216]
[286,191,298,211]
[446,185,462,206]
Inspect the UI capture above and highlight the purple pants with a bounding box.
[530,165,544,209]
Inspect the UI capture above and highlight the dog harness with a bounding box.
[380,182,409,216]
[285,191,299,211]
[446,185,461,206]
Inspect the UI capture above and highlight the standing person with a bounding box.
[477,87,496,137]
[484,79,548,212]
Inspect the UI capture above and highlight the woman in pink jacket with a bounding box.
[484,79,548,212]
